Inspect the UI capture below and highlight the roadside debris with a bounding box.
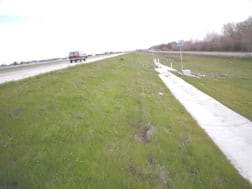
[179,69,200,78]
[159,92,164,96]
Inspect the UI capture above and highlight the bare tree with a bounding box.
[150,16,252,52]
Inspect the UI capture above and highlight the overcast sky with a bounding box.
[0,0,251,64]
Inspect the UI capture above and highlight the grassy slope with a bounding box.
[158,54,252,121]
[0,53,251,189]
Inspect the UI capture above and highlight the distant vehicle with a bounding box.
[69,51,88,63]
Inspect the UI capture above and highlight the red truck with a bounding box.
[69,51,88,63]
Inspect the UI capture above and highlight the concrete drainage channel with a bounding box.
[154,58,252,184]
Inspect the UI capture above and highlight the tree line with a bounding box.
[150,16,252,52]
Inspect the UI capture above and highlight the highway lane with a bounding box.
[149,50,252,58]
[0,53,124,85]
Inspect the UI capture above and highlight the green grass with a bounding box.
[0,53,251,189]
[157,53,252,121]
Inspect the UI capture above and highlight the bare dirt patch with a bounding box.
[134,126,155,144]
[128,156,169,189]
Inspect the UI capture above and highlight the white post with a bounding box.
[170,62,173,69]
[180,47,183,70]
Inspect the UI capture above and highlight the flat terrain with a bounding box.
[157,53,252,121]
[0,53,251,189]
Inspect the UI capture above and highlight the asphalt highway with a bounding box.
[0,53,124,84]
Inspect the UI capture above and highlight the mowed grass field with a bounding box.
[0,53,251,189]
[158,53,252,121]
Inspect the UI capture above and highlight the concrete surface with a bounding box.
[154,59,252,184]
